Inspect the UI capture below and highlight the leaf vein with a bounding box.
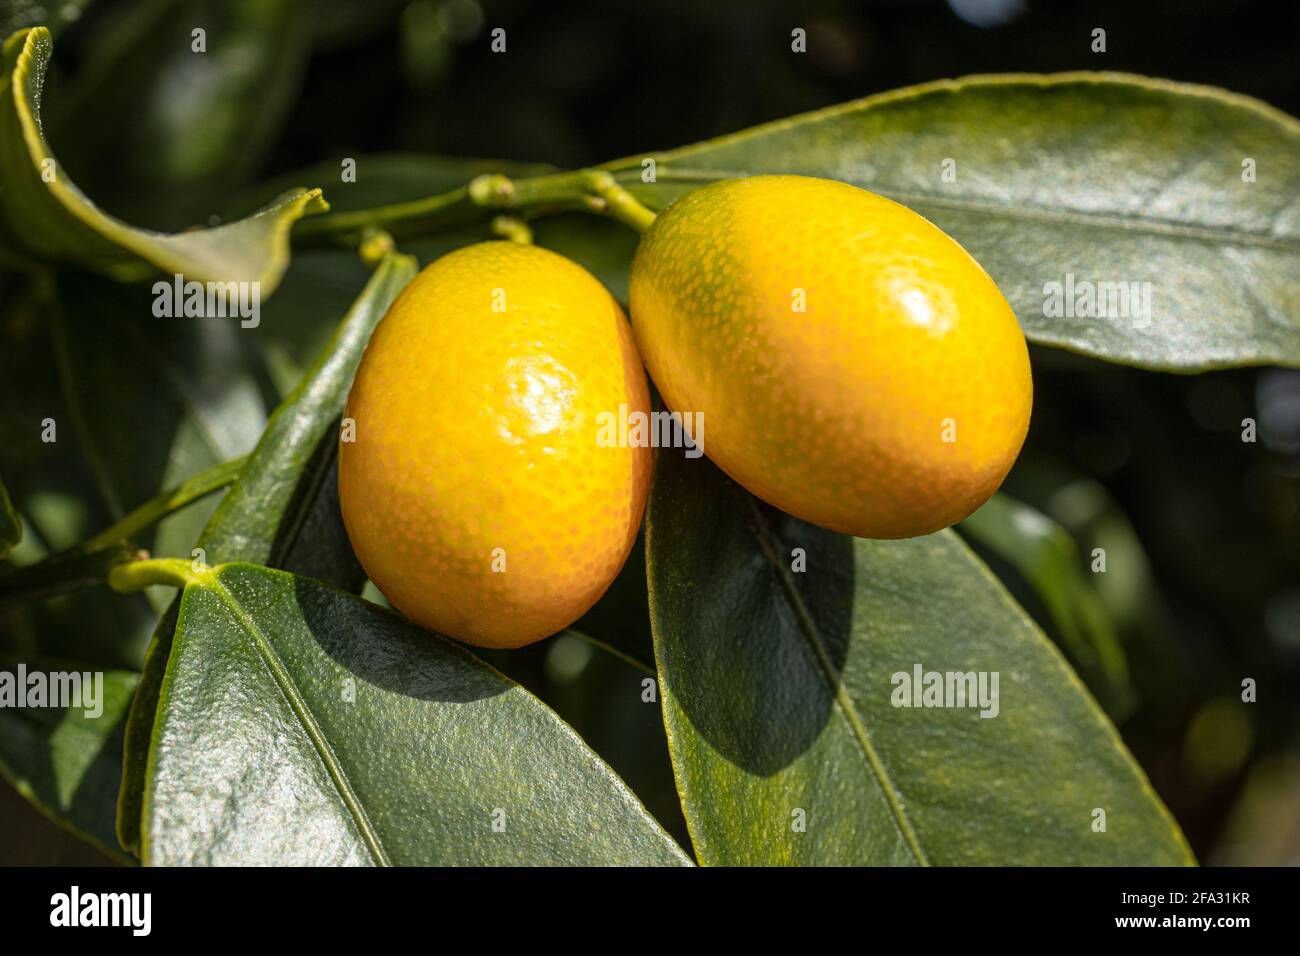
[735,490,931,865]
[207,575,391,866]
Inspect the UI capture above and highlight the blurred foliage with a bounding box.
[1,0,1297,863]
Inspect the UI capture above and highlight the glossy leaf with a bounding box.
[117,253,417,854]
[142,563,689,865]
[646,451,1194,865]
[0,28,326,288]
[605,74,1300,371]
[474,629,691,850]
[0,657,138,862]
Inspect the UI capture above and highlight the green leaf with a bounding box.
[645,451,1194,865]
[539,631,690,847]
[141,563,689,865]
[0,27,326,288]
[606,74,1300,371]
[1033,473,1194,717]
[0,476,18,558]
[0,657,138,862]
[117,253,417,855]
[960,492,1134,717]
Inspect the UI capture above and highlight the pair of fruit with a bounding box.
[338,175,1033,648]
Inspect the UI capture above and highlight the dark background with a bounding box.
[2,0,1298,864]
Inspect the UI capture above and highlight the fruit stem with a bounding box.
[358,228,396,266]
[490,215,534,245]
[581,171,658,233]
[108,556,208,594]
[296,167,658,247]
[467,169,658,234]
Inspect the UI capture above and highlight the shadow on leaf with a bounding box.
[289,570,509,705]
[648,451,851,776]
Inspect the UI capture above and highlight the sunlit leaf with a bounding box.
[141,563,689,865]
[605,74,1300,370]
[0,27,326,289]
[646,451,1194,865]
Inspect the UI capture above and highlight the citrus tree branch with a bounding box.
[84,455,247,551]
[294,167,658,247]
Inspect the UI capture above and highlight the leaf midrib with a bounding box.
[205,574,392,866]
[735,491,931,865]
